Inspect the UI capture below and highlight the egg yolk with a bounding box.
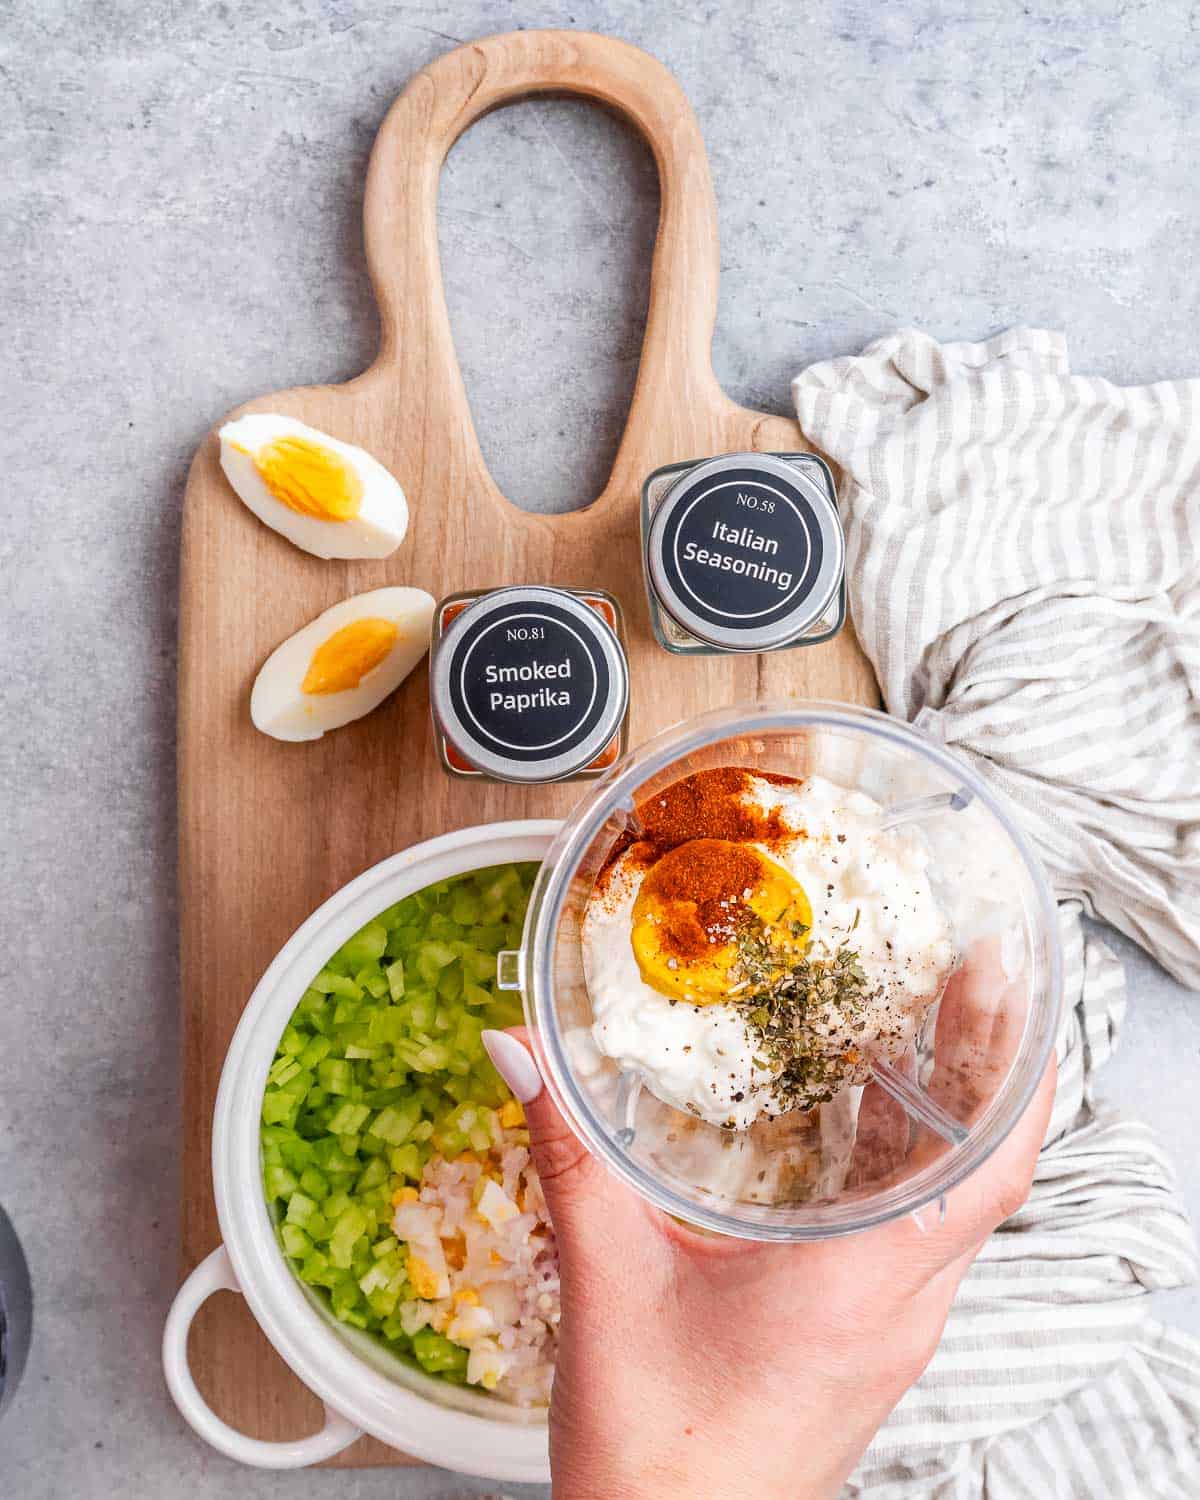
[252,435,364,522]
[630,839,811,1004]
[301,618,399,696]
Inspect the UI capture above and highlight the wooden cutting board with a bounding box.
[178,27,878,1469]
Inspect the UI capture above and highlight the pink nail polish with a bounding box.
[481,1030,543,1103]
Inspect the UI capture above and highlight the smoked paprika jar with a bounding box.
[429,586,629,784]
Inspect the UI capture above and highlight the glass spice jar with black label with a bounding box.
[641,452,845,655]
[430,586,629,783]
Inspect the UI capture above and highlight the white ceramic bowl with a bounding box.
[163,821,558,1479]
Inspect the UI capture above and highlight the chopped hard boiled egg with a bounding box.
[251,587,434,742]
[407,1253,450,1302]
[219,413,409,559]
[467,1338,514,1392]
[474,1178,520,1230]
[447,1301,496,1345]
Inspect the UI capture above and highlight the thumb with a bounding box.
[481,1027,601,1233]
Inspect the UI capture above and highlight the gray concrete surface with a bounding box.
[3,1,1199,1495]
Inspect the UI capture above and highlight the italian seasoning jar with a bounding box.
[641,451,845,655]
[430,586,629,783]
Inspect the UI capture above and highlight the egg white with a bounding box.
[582,774,955,1129]
[219,413,408,560]
[251,586,434,742]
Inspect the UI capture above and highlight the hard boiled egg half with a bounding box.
[252,587,434,742]
[219,413,408,559]
[630,839,812,1003]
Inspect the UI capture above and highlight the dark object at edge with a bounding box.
[0,1203,33,1420]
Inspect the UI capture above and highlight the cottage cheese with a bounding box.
[582,773,954,1128]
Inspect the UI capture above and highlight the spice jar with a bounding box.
[430,586,629,783]
[641,451,845,655]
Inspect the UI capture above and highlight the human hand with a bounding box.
[483,945,1055,1500]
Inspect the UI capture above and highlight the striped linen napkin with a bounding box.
[793,328,1200,1498]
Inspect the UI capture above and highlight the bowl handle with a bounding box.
[163,1244,361,1468]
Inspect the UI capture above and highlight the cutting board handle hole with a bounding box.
[437,98,657,514]
[363,30,728,518]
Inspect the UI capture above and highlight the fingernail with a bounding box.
[481,1030,543,1104]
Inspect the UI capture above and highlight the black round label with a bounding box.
[656,465,824,634]
[447,598,611,765]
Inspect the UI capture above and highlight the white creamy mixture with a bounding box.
[582,773,954,1129]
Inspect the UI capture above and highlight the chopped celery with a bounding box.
[280,1224,311,1259]
[437,966,464,1003]
[311,970,363,999]
[463,948,499,983]
[317,1058,353,1096]
[417,1042,450,1071]
[278,1026,307,1057]
[336,920,388,969]
[298,1034,332,1070]
[313,1142,357,1177]
[412,1329,470,1376]
[299,1249,331,1285]
[326,1101,370,1136]
[330,1277,363,1317]
[368,1007,407,1046]
[381,1312,411,1344]
[329,1205,368,1269]
[358,1261,391,1296]
[285,1191,319,1228]
[269,1056,302,1087]
[365,1085,409,1108]
[323,1190,351,1222]
[298,1166,329,1201]
[261,861,538,1385]
[408,994,435,1031]
[355,1157,389,1193]
[462,980,492,1007]
[388,1143,422,1180]
[450,887,481,925]
[263,1163,299,1200]
[433,1127,466,1157]
[281,1067,314,1096]
[415,942,456,985]
[262,1088,302,1127]
[371,1101,420,1146]
[368,1285,402,1320]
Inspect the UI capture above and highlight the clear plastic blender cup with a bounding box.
[509,702,1062,1241]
